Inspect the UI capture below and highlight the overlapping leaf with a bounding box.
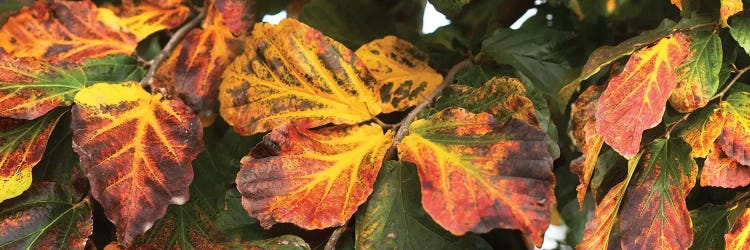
[0,109,63,203]
[726,207,750,249]
[236,121,393,229]
[680,103,725,158]
[720,0,743,28]
[215,0,254,35]
[71,82,203,247]
[0,0,137,63]
[701,143,750,188]
[718,92,750,166]
[110,2,189,41]
[398,108,554,246]
[730,13,750,55]
[355,36,443,113]
[596,33,690,159]
[670,30,722,113]
[0,182,92,249]
[569,84,604,207]
[689,205,729,250]
[219,19,382,135]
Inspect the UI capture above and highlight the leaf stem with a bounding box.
[382,58,473,160]
[673,22,718,32]
[324,222,348,250]
[139,7,206,90]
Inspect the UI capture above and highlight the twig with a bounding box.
[140,7,206,89]
[324,222,348,250]
[673,22,718,32]
[382,59,473,161]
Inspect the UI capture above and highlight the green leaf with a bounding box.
[240,235,311,250]
[670,29,722,112]
[80,55,144,83]
[730,12,750,56]
[32,112,86,200]
[355,161,486,249]
[689,204,729,250]
[428,0,470,17]
[0,182,92,249]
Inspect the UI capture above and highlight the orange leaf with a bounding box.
[71,82,203,247]
[112,3,189,41]
[0,54,77,120]
[355,36,443,113]
[219,19,382,135]
[0,0,137,63]
[718,92,750,166]
[0,110,64,203]
[596,33,690,159]
[569,84,605,207]
[726,207,750,250]
[701,143,750,188]
[721,0,744,28]
[671,0,682,10]
[236,121,393,229]
[680,103,725,158]
[398,108,555,246]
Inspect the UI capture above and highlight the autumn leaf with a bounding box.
[0,109,63,203]
[110,2,189,41]
[214,0,255,35]
[0,182,92,249]
[690,205,729,250]
[701,143,750,188]
[153,0,245,125]
[236,121,393,229]
[355,161,486,249]
[619,138,697,249]
[718,92,750,166]
[670,30,722,113]
[680,103,725,158]
[0,0,137,63]
[726,206,750,250]
[71,82,203,247]
[596,32,690,159]
[720,0,743,28]
[671,0,682,10]
[355,36,443,113]
[398,108,555,246]
[569,84,605,207]
[219,18,382,135]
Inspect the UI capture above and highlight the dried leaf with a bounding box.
[0,109,63,203]
[720,0,743,28]
[680,103,725,158]
[670,30,722,113]
[236,121,393,229]
[0,0,137,63]
[355,36,443,113]
[71,82,203,247]
[219,19,382,135]
[718,92,750,166]
[398,108,555,246]
[570,84,605,207]
[596,33,690,159]
[0,182,92,250]
[701,143,750,188]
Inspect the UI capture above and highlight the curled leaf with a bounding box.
[569,84,605,207]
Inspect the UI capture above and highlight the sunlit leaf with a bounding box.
[236,121,393,229]
[398,108,555,246]
[619,138,697,249]
[679,103,724,158]
[670,30,722,112]
[730,12,750,55]
[71,82,203,247]
[719,92,750,166]
[219,19,382,135]
[0,182,92,249]
[689,205,729,250]
[355,161,485,249]
[111,2,189,41]
[596,33,690,159]
[569,84,604,207]
[0,109,63,203]
[355,36,443,113]
[726,207,750,250]
[701,143,750,188]
[720,0,743,28]
[0,0,137,63]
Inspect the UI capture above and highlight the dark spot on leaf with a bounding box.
[44,44,73,58]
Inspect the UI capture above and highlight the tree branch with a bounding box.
[140,7,206,89]
[324,222,348,250]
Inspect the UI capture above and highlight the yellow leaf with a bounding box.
[721,0,743,28]
[114,4,189,41]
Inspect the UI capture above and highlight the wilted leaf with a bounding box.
[398,108,555,246]
[355,36,443,113]
[680,103,725,158]
[619,139,697,249]
[718,92,750,166]
[236,121,393,229]
[720,0,743,28]
[569,84,605,207]
[71,82,203,246]
[0,109,63,203]
[726,207,750,250]
[428,0,470,17]
[596,33,690,159]
[701,143,750,188]
[0,182,92,249]
[0,0,137,63]
[355,161,485,249]
[689,205,729,250]
[111,2,189,41]
[669,30,722,112]
[219,19,382,135]
[730,12,750,55]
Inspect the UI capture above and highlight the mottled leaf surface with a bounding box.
[0,0,137,63]
[112,2,189,41]
[0,110,63,203]
[570,84,605,207]
[241,235,311,250]
[701,143,750,188]
[670,30,722,112]
[718,92,750,166]
[689,205,729,250]
[680,103,724,158]
[619,139,697,250]
[215,0,254,35]
[236,121,393,230]
[219,19,382,135]
[398,108,554,246]
[355,36,442,113]
[71,82,203,246]
[596,33,690,159]
[726,207,750,249]
[720,0,743,27]
[0,183,92,250]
